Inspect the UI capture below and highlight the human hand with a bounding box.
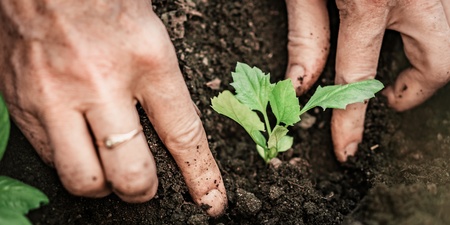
[0,0,226,216]
[285,0,450,162]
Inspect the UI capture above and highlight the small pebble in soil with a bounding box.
[206,78,221,90]
[298,112,317,129]
[236,188,262,216]
[269,157,282,169]
[437,133,443,141]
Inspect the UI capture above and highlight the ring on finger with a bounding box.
[96,127,143,149]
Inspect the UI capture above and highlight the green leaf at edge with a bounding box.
[269,79,301,126]
[230,62,274,114]
[0,208,31,225]
[300,79,384,115]
[0,94,10,161]
[0,176,49,214]
[211,91,266,148]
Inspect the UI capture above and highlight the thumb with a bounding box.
[382,0,450,111]
[285,0,330,95]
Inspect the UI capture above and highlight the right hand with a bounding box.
[285,0,450,162]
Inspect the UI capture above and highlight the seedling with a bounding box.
[211,62,384,163]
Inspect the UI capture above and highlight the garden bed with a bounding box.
[1,0,449,224]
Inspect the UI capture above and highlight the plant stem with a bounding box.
[263,113,272,135]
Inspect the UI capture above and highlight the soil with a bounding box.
[1,0,449,224]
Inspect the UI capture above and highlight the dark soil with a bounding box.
[1,0,449,224]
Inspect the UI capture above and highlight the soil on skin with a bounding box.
[1,1,449,224]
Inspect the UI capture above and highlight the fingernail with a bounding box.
[337,142,359,162]
[287,64,305,76]
[201,189,227,217]
[343,142,358,160]
[286,65,306,95]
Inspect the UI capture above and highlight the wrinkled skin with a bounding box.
[285,0,450,162]
[0,0,226,217]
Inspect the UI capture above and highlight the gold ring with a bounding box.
[97,127,143,149]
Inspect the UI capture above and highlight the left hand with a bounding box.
[0,0,227,216]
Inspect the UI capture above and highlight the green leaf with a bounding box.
[0,94,10,161]
[249,130,267,149]
[267,125,293,154]
[267,125,288,150]
[211,91,266,147]
[0,208,31,225]
[276,135,294,153]
[230,62,274,114]
[269,79,301,126]
[0,176,49,214]
[267,147,278,161]
[256,145,267,161]
[300,79,384,115]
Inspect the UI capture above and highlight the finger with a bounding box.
[86,97,158,203]
[285,0,330,95]
[135,39,227,217]
[331,103,367,162]
[43,110,111,197]
[331,1,389,162]
[382,1,450,111]
[138,75,227,217]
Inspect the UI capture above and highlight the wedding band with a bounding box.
[97,127,143,149]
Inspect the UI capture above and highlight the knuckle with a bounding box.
[287,31,330,50]
[64,174,106,197]
[335,0,355,13]
[163,117,205,154]
[111,162,156,196]
[415,64,450,88]
[432,68,450,86]
[336,0,391,18]
[134,29,176,67]
[336,0,390,9]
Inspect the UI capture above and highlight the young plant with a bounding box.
[211,62,384,163]
[0,94,49,225]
